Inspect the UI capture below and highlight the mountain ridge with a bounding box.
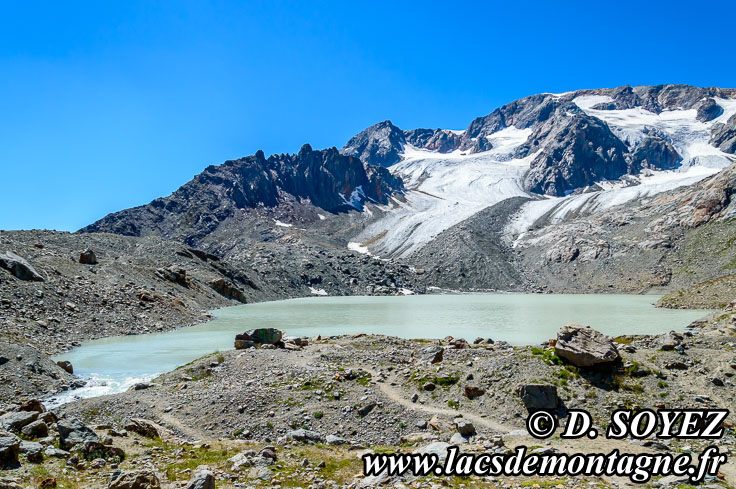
[81,144,404,245]
[78,83,736,297]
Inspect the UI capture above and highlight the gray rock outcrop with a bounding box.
[555,323,620,367]
[0,252,44,281]
[185,470,215,489]
[108,470,161,489]
[57,418,99,449]
[0,430,20,468]
[518,384,559,410]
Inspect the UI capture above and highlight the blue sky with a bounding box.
[1,0,734,231]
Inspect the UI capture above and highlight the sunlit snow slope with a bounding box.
[504,96,736,245]
[351,127,534,257]
[350,95,736,258]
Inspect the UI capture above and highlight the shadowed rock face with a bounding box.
[711,114,736,154]
[520,105,631,196]
[270,144,402,211]
[630,132,681,171]
[341,120,407,168]
[696,98,724,122]
[81,145,403,244]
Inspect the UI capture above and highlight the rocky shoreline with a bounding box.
[0,307,733,488]
[1,227,735,488]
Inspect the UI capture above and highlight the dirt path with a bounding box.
[361,367,518,433]
[362,361,736,489]
[153,407,211,442]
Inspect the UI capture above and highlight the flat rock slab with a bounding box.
[555,323,620,367]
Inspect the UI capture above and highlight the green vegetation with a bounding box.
[614,336,634,344]
[531,347,563,366]
[411,370,460,389]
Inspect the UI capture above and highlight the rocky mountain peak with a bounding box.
[343,84,736,196]
[340,120,406,167]
[81,145,404,245]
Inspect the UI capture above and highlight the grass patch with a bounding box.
[531,347,563,366]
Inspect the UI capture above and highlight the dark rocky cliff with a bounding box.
[81,144,404,244]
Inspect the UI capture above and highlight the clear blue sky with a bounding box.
[1,0,734,231]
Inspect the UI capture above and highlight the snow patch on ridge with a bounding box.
[572,95,613,110]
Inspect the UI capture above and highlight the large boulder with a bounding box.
[57,418,99,450]
[659,331,683,351]
[0,252,44,281]
[19,441,43,463]
[287,429,324,443]
[56,360,74,374]
[108,470,161,489]
[235,328,282,347]
[185,470,215,489]
[156,266,189,287]
[0,430,20,468]
[18,399,45,413]
[554,323,620,367]
[20,420,48,439]
[210,278,247,303]
[419,346,443,364]
[79,249,98,265]
[518,384,559,410]
[414,442,451,464]
[464,385,485,399]
[123,418,160,439]
[0,411,38,433]
[453,418,476,436]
